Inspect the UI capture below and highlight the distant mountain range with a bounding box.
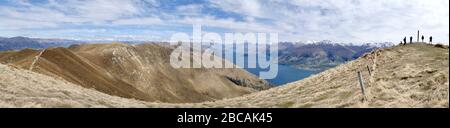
[209,40,393,71]
[0,36,83,51]
[1,43,446,108]
[277,40,393,71]
[1,36,393,72]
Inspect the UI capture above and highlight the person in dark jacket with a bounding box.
[421,35,425,42]
[410,36,413,44]
[429,36,433,44]
[403,37,407,45]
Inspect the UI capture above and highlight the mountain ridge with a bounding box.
[185,43,448,108]
[0,36,82,51]
[0,43,271,103]
[0,43,447,107]
[277,41,386,71]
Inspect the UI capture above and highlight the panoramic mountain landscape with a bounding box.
[278,41,393,71]
[0,0,448,110]
[188,44,449,108]
[1,43,448,108]
[0,42,270,103]
[1,36,392,86]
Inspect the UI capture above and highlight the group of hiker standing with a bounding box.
[400,35,432,45]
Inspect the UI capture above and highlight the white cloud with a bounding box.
[0,0,149,29]
[175,4,204,16]
[0,18,58,30]
[175,16,280,33]
[46,0,142,21]
[0,0,448,43]
[112,17,164,25]
[210,0,262,17]
[243,0,449,43]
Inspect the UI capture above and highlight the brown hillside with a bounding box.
[0,44,447,108]
[181,44,448,108]
[0,64,150,108]
[0,43,271,103]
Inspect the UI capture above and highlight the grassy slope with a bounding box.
[182,44,448,108]
[0,64,149,108]
[1,44,448,108]
[0,43,270,103]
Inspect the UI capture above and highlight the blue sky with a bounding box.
[0,0,448,43]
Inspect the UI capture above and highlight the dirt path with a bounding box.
[29,49,46,71]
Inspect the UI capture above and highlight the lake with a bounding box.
[244,64,318,86]
[223,54,318,86]
[218,47,319,86]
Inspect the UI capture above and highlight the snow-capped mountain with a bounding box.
[277,40,385,71]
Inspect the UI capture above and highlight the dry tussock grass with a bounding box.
[1,44,448,108]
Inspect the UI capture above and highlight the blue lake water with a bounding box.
[225,54,318,86]
[219,46,319,86]
[244,65,318,86]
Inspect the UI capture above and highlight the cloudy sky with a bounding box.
[0,0,448,43]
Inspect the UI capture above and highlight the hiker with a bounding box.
[403,37,407,45]
[421,35,424,42]
[410,36,413,44]
[429,36,433,44]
